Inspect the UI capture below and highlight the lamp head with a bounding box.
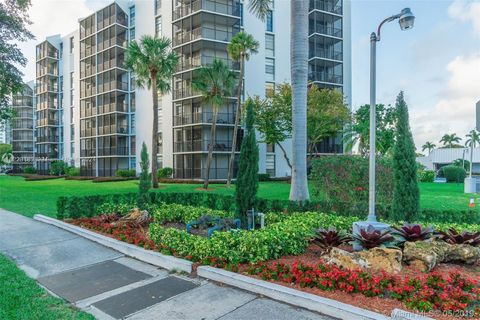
[399,8,415,30]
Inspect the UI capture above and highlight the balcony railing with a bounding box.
[36,152,58,159]
[173,0,240,20]
[173,87,202,100]
[174,112,235,126]
[174,167,235,179]
[309,25,342,38]
[36,119,59,126]
[36,136,59,143]
[174,139,238,153]
[97,147,129,156]
[309,0,343,15]
[309,48,343,61]
[173,26,236,46]
[176,54,239,72]
[308,72,343,84]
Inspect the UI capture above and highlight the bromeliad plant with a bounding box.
[437,228,480,246]
[392,223,434,243]
[311,227,351,250]
[353,225,395,249]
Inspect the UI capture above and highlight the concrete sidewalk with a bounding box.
[0,209,335,320]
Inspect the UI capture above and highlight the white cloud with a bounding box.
[18,0,107,81]
[448,0,480,37]
[411,53,480,148]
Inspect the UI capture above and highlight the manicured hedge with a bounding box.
[149,212,355,264]
[56,191,480,225]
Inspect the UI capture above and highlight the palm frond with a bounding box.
[247,0,272,21]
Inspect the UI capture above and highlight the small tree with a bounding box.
[137,142,151,209]
[391,92,419,222]
[235,98,259,227]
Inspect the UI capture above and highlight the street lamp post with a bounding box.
[353,8,415,249]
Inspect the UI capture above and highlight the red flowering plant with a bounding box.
[247,260,480,315]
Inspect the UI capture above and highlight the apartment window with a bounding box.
[266,10,273,32]
[155,16,162,37]
[266,143,275,153]
[130,28,135,40]
[265,82,274,96]
[59,43,63,59]
[129,6,135,25]
[266,154,275,176]
[70,72,74,106]
[70,37,74,54]
[239,3,244,27]
[155,0,161,16]
[131,114,135,132]
[265,34,274,57]
[265,58,275,82]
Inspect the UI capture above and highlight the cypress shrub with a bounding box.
[137,142,151,209]
[235,99,259,226]
[391,91,420,222]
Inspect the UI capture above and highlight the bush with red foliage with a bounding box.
[247,260,480,314]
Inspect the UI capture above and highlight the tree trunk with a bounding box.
[227,55,244,187]
[151,73,159,188]
[204,104,218,189]
[289,0,310,202]
[276,142,292,169]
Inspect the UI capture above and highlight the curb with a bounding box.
[197,266,390,320]
[33,214,192,273]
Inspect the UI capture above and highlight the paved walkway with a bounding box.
[0,209,335,320]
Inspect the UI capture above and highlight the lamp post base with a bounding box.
[352,220,390,251]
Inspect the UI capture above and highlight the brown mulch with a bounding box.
[237,243,480,320]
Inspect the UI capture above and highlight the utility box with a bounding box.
[464,177,476,193]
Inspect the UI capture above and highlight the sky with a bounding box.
[15,0,480,151]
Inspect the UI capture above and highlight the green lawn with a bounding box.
[0,175,476,218]
[0,254,93,320]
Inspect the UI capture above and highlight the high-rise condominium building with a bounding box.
[33,0,351,178]
[11,82,35,172]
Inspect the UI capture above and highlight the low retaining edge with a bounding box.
[197,265,391,320]
[33,214,192,273]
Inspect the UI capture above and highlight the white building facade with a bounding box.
[32,0,351,178]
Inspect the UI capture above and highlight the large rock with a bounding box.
[325,247,403,273]
[403,240,480,271]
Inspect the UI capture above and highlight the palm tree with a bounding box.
[226,31,259,187]
[440,133,462,148]
[125,36,178,188]
[465,130,480,177]
[248,0,309,201]
[421,141,436,154]
[192,59,237,189]
[288,0,310,201]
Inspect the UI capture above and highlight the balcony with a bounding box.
[176,54,239,72]
[36,119,59,127]
[173,26,236,46]
[309,0,342,15]
[97,146,129,156]
[174,139,238,153]
[309,48,343,61]
[173,0,240,21]
[174,167,235,179]
[174,112,235,126]
[36,136,59,143]
[309,25,342,38]
[80,149,96,157]
[173,87,202,100]
[308,71,343,84]
[36,152,58,159]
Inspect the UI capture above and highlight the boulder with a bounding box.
[403,240,480,271]
[403,241,439,272]
[325,247,403,273]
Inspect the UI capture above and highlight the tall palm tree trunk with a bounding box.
[289,0,310,201]
[151,73,159,188]
[204,104,219,189]
[227,55,244,187]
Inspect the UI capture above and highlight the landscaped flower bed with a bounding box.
[65,201,480,318]
[243,258,480,318]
